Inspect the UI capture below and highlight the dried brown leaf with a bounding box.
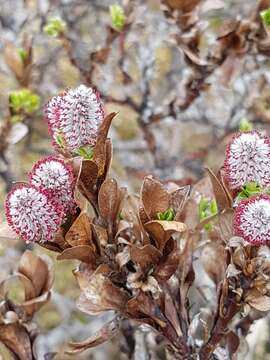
[154,248,180,282]
[205,168,231,211]
[93,112,117,176]
[65,212,93,248]
[79,160,98,194]
[170,186,190,220]
[57,245,96,265]
[98,178,119,222]
[179,198,199,230]
[144,220,186,252]
[217,209,234,243]
[115,246,131,267]
[130,245,162,270]
[18,251,49,297]
[201,243,227,285]
[66,318,120,354]
[0,323,33,360]
[245,291,270,312]
[126,292,167,328]
[164,292,182,337]
[75,266,128,315]
[141,177,169,219]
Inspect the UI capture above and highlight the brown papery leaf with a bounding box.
[205,167,232,211]
[57,245,96,265]
[179,198,199,230]
[66,317,120,354]
[65,212,93,248]
[170,186,190,220]
[93,112,117,176]
[18,251,49,297]
[201,243,227,285]
[217,209,234,243]
[144,220,186,252]
[115,246,131,267]
[74,266,128,315]
[191,176,214,199]
[103,139,113,180]
[79,160,98,195]
[164,292,182,337]
[141,177,169,219]
[98,178,119,222]
[91,223,108,250]
[22,291,51,315]
[0,273,35,303]
[245,290,270,312]
[130,245,162,270]
[0,323,33,360]
[154,248,180,282]
[126,292,167,328]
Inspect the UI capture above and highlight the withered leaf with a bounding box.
[103,139,113,180]
[170,186,190,220]
[38,241,63,253]
[75,266,128,315]
[205,168,232,211]
[115,246,131,267]
[126,292,167,328]
[141,177,169,219]
[93,112,117,176]
[18,251,49,297]
[164,292,182,337]
[245,291,270,312]
[66,317,120,354]
[180,198,199,230]
[201,243,227,285]
[79,160,98,194]
[0,323,33,360]
[191,176,214,199]
[144,220,186,252]
[130,245,162,270]
[91,223,108,250]
[217,209,234,243]
[154,248,180,282]
[0,273,35,303]
[22,291,51,315]
[98,178,119,222]
[57,245,96,265]
[65,212,93,248]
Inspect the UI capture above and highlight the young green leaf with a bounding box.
[110,4,126,32]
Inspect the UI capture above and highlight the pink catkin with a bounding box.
[45,85,104,153]
[224,131,270,190]
[29,155,76,215]
[234,194,270,245]
[5,183,64,243]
